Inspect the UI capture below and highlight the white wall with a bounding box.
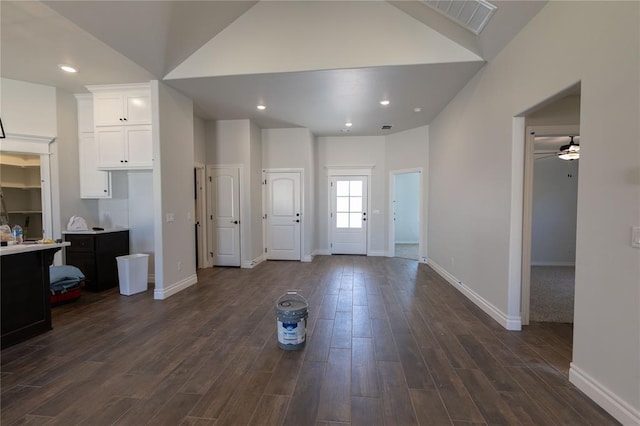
[261,128,315,260]
[531,158,578,265]
[0,78,56,137]
[386,125,429,259]
[394,172,420,244]
[205,119,249,165]
[193,115,206,164]
[205,119,261,267]
[55,89,100,231]
[127,171,155,278]
[315,136,386,255]
[0,79,61,259]
[249,121,263,262]
[527,95,581,127]
[152,81,196,299]
[427,2,639,423]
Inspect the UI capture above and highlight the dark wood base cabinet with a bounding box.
[64,230,129,291]
[1,245,64,348]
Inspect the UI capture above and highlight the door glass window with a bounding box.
[335,179,363,229]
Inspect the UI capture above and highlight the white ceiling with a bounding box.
[1,1,547,137]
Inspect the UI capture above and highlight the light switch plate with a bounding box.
[166,213,175,223]
[632,226,640,248]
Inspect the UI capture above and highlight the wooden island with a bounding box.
[0,242,69,348]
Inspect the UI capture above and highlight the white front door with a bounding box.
[209,167,240,266]
[265,172,301,260]
[331,176,368,255]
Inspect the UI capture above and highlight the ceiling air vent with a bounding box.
[382,125,392,130]
[422,0,497,35]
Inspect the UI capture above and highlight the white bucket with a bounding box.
[275,291,308,350]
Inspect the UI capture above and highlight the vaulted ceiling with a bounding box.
[1,1,547,136]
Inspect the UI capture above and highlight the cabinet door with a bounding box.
[96,127,126,169]
[79,133,111,198]
[94,94,124,126]
[124,94,151,124]
[125,125,153,169]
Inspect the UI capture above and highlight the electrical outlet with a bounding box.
[166,213,175,222]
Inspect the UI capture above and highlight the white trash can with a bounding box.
[116,254,149,296]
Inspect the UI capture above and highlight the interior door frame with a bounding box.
[326,166,373,256]
[388,168,424,260]
[521,124,580,325]
[262,168,304,262]
[206,164,242,267]
[194,163,209,268]
[1,134,56,253]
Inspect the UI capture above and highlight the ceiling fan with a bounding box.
[534,135,580,161]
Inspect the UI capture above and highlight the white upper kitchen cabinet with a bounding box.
[86,83,153,170]
[88,83,151,126]
[75,94,111,198]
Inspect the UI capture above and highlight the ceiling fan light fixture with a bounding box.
[558,135,580,160]
[380,100,390,106]
[558,151,580,161]
[256,104,266,110]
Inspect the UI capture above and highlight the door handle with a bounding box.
[230,220,239,224]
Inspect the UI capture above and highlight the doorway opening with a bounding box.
[519,86,581,376]
[194,164,207,269]
[390,170,421,260]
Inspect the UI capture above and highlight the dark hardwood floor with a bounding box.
[1,256,618,425]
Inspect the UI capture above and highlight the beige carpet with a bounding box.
[530,265,575,323]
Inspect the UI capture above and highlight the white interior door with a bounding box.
[209,167,240,266]
[265,172,301,260]
[331,176,368,255]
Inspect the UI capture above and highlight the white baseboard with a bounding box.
[302,255,313,262]
[313,249,331,256]
[394,241,419,245]
[368,250,387,257]
[531,261,576,266]
[154,274,197,300]
[428,259,521,331]
[242,255,266,269]
[570,363,640,425]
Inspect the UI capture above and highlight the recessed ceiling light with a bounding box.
[413,107,422,113]
[257,104,266,110]
[380,100,390,106]
[58,64,77,73]
[345,122,353,127]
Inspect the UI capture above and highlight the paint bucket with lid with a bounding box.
[275,291,308,350]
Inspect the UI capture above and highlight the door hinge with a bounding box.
[263,179,267,185]
[263,213,267,219]
[265,248,268,253]
[210,215,213,220]
[209,176,212,182]
[330,243,333,248]
[209,252,213,257]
